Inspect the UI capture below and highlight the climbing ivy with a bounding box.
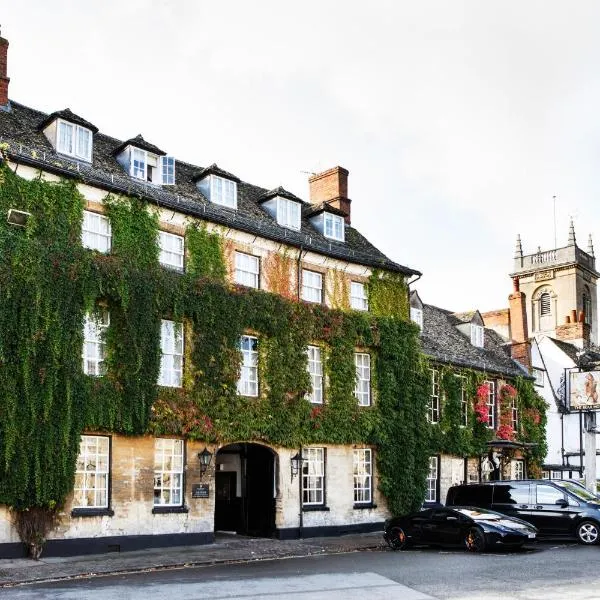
[367,270,410,320]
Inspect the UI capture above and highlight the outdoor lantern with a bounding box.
[290,451,304,480]
[198,447,213,477]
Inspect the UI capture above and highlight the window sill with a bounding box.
[152,505,189,514]
[353,503,377,510]
[71,508,114,518]
[302,505,330,512]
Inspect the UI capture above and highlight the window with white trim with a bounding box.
[306,345,323,404]
[161,156,176,185]
[471,324,484,347]
[276,197,301,230]
[82,211,111,253]
[159,231,184,272]
[540,292,551,316]
[159,320,183,387]
[238,335,258,396]
[426,456,439,503]
[302,270,323,303]
[551,470,562,480]
[533,368,545,387]
[350,282,368,311]
[324,212,344,242]
[353,448,372,505]
[154,438,184,506]
[428,368,440,424]
[512,460,525,481]
[235,251,260,289]
[410,307,423,329]
[485,380,496,429]
[83,311,109,376]
[212,175,237,209]
[511,394,518,431]
[57,119,92,161]
[302,447,325,505]
[73,435,110,509]
[457,375,468,427]
[354,352,371,406]
[131,148,147,180]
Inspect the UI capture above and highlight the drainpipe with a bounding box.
[296,246,305,301]
[298,447,303,539]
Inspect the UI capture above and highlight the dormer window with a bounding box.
[277,197,301,230]
[471,324,484,347]
[212,175,237,208]
[324,212,344,242]
[115,135,175,185]
[57,119,92,161]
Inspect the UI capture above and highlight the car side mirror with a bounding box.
[555,498,568,508]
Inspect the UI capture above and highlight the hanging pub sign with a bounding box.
[569,370,600,410]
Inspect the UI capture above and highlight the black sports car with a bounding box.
[383,506,538,552]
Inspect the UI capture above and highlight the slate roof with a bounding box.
[547,337,580,363]
[421,303,529,378]
[0,101,419,277]
[38,108,99,134]
[113,134,166,156]
[257,186,303,204]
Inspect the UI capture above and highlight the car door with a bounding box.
[421,509,463,546]
[529,482,578,535]
[490,482,532,523]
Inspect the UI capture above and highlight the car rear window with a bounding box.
[448,485,493,506]
[492,483,530,505]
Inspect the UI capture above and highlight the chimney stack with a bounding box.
[556,310,591,349]
[0,32,9,108]
[508,277,531,368]
[308,166,351,224]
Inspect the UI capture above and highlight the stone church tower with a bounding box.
[510,220,599,348]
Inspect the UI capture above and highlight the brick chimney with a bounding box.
[308,166,351,224]
[555,310,590,349]
[0,33,9,108]
[508,277,531,368]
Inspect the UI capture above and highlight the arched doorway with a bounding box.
[214,443,277,537]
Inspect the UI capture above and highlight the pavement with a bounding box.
[0,531,387,588]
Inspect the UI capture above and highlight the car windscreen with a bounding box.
[555,481,599,502]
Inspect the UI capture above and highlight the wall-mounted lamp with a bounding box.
[198,447,213,479]
[290,450,306,480]
[7,208,31,227]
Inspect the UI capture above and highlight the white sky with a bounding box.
[4,1,600,312]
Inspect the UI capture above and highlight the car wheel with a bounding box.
[464,527,486,553]
[387,526,408,551]
[576,520,600,545]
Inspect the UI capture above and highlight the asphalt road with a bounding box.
[3,541,600,600]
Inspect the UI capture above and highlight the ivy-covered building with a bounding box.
[410,291,548,505]
[0,34,433,558]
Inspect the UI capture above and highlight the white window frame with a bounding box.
[160,156,176,185]
[410,307,423,329]
[154,438,184,507]
[159,320,183,387]
[324,212,345,242]
[306,345,323,404]
[471,324,484,347]
[540,292,551,316]
[429,368,440,424]
[211,175,237,209]
[353,448,372,505]
[426,456,439,503]
[350,282,368,311]
[276,197,301,230]
[238,335,258,397]
[485,380,496,429]
[73,435,110,509]
[301,270,323,303]
[131,147,147,180]
[551,470,562,480]
[511,394,518,431]
[512,460,525,481]
[234,251,260,289]
[159,231,185,272]
[83,311,109,376]
[82,210,111,253]
[533,368,545,387]
[354,352,371,406]
[456,374,468,427]
[56,119,92,162]
[302,447,325,506]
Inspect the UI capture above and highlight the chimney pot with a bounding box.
[571,309,577,323]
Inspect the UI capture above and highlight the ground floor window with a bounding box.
[353,448,372,505]
[511,459,525,480]
[426,456,439,503]
[302,447,325,506]
[73,435,110,509]
[154,438,184,506]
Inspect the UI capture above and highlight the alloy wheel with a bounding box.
[577,521,600,545]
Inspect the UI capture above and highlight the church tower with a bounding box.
[510,220,599,347]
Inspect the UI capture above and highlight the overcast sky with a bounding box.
[5,1,600,312]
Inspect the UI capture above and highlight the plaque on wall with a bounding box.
[192,484,210,498]
[534,270,554,282]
